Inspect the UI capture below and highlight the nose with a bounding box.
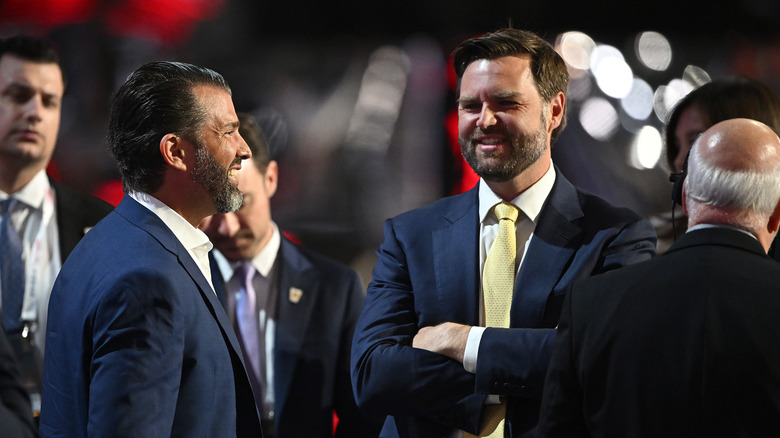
[215,213,241,237]
[22,95,43,122]
[476,104,497,130]
[237,136,252,161]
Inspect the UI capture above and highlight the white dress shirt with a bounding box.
[211,222,281,416]
[0,170,60,352]
[129,192,215,291]
[463,160,556,372]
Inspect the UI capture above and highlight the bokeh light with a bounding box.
[557,31,596,78]
[635,31,672,71]
[591,45,634,98]
[580,97,619,141]
[653,78,696,122]
[629,125,663,169]
[621,78,654,120]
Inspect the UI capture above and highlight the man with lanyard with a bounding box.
[0,35,112,415]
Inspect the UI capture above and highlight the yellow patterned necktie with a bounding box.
[468,202,519,438]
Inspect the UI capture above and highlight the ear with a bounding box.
[681,180,688,216]
[263,160,279,198]
[767,199,780,234]
[159,133,189,171]
[547,91,565,134]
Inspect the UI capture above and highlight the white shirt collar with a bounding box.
[478,159,556,224]
[212,222,281,281]
[1,169,50,209]
[687,223,758,241]
[128,191,213,254]
[248,222,281,277]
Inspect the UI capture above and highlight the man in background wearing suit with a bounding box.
[537,118,780,436]
[40,61,262,437]
[200,112,382,437]
[0,320,38,438]
[0,35,112,416]
[350,28,657,437]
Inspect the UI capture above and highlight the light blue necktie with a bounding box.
[236,262,264,400]
[1,198,25,333]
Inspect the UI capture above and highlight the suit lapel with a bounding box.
[274,237,319,414]
[432,188,481,325]
[114,197,245,358]
[513,169,583,327]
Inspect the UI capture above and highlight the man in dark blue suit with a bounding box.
[350,28,657,437]
[40,62,262,437]
[201,113,382,437]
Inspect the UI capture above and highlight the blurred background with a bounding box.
[2,0,780,282]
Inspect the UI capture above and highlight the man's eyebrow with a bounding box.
[457,91,523,105]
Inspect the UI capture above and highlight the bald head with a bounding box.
[697,118,780,173]
[685,118,780,250]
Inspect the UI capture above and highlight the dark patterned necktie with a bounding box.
[1,198,25,333]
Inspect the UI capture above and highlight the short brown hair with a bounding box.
[452,28,569,143]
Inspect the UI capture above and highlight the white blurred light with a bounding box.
[621,78,654,120]
[629,125,663,169]
[682,65,711,87]
[557,31,596,74]
[635,31,672,71]
[580,97,619,141]
[653,79,696,122]
[591,45,634,98]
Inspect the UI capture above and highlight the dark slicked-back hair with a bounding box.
[237,112,271,173]
[0,34,65,86]
[452,28,569,143]
[664,76,780,171]
[108,61,231,194]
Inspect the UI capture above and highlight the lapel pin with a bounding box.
[289,287,303,304]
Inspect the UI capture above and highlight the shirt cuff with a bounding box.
[463,326,486,373]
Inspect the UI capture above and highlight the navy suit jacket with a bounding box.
[40,196,262,437]
[538,227,780,437]
[212,236,382,438]
[351,170,657,437]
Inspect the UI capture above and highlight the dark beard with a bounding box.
[459,123,548,183]
[192,144,243,213]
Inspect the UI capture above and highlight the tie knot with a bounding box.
[493,202,518,223]
[235,261,256,285]
[1,198,13,215]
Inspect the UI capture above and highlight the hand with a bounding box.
[412,322,471,363]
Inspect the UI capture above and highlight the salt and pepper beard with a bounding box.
[191,142,244,213]
[459,109,549,183]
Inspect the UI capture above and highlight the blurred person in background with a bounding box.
[655,76,780,255]
[0,34,113,418]
[0,317,38,438]
[200,112,382,438]
[350,28,656,437]
[40,61,262,437]
[538,118,780,437]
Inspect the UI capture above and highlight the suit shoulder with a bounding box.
[390,190,474,227]
[284,240,361,280]
[52,179,114,218]
[575,186,649,226]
